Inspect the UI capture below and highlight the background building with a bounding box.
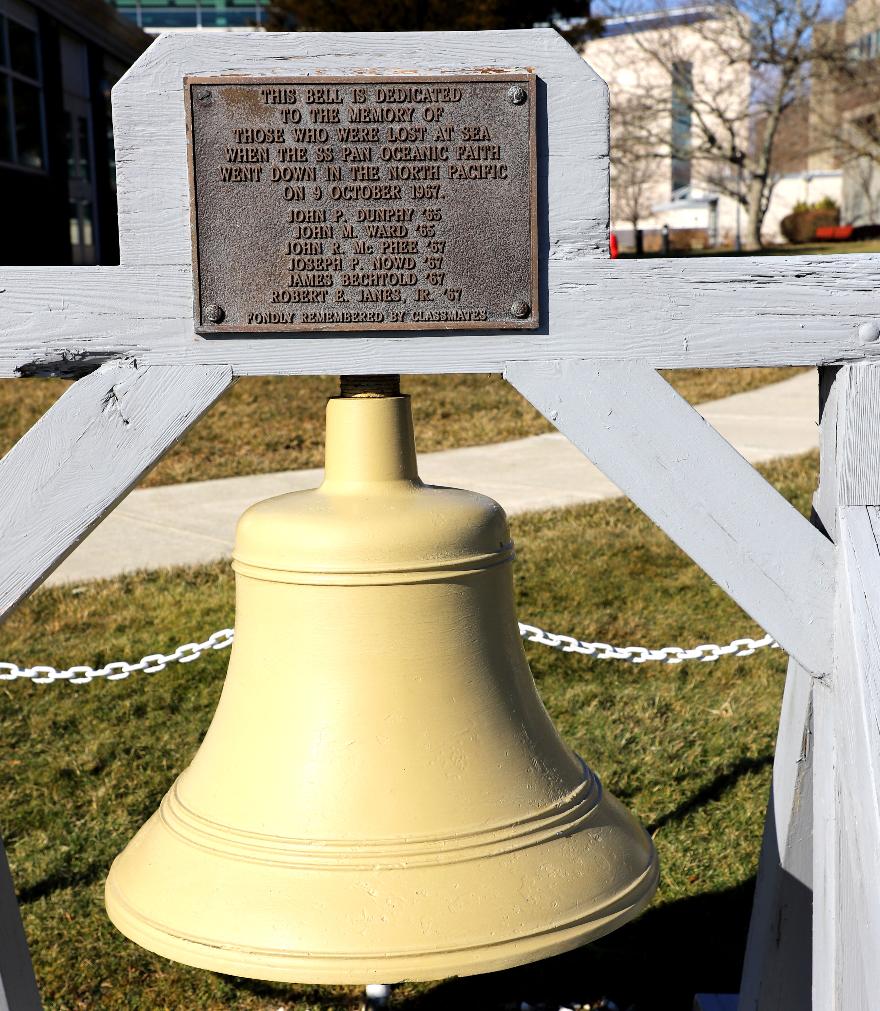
[579,4,842,248]
[109,0,269,33]
[580,6,748,248]
[811,0,880,226]
[1,0,149,265]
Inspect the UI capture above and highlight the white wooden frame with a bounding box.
[0,28,876,1008]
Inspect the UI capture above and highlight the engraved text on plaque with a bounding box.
[186,74,538,333]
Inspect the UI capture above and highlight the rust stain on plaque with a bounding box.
[185,74,538,334]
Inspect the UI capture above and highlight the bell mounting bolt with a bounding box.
[339,375,402,399]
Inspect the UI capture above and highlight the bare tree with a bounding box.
[847,123,880,222]
[611,92,662,236]
[833,110,880,224]
[811,16,880,226]
[582,0,841,249]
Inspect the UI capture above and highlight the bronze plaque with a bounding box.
[186,74,538,333]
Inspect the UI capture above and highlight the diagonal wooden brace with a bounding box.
[0,360,233,622]
[505,358,834,676]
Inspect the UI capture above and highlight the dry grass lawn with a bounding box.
[0,451,819,1010]
[0,367,803,487]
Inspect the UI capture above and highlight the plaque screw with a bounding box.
[204,303,226,324]
[197,88,213,104]
[511,300,531,319]
[508,85,528,106]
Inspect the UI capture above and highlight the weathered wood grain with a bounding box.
[811,667,838,1011]
[739,367,827,1010]
[505,359,835,675]
[0,257,878,377]
[812,504,880,1007]
[738,658,813,1011]
[0,841,41,1011]
[838,365,880,505]
[0,361,233,621]
[743,365,880,1010]
[811,366,857,1011]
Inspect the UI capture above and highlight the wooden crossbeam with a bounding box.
[0,360,233,621]
[0,257,879,377]
[506,359,835,675]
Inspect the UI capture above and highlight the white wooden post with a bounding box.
[739,363,880,1009]
[0,843,40,1011]
[812,366,880,1008]
[736,370,840,1010]
[737,656,813,1010]
[0,27,878,1007]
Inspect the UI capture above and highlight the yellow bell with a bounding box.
[105,377,658,984]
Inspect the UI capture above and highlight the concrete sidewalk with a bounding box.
[47,371,818,586]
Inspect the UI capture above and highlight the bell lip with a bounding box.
[105,851,659,984]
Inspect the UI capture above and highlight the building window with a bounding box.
[61,33,97,265]
[111,1,269,31]
[848,29,880,62]
[670,60,693,194]
[0,3,46,171]
[101,58,125,195]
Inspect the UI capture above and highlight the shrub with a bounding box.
[781,203,840,243]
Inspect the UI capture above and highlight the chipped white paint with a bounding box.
[741,363,880,1010]
[821,504,880,1006]
[1,258,880,376]
[838,364,880,505]
[740,364,835,1011]
[738,658,813,1010]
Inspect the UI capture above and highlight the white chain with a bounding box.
[0,628,235,684]
[518,624,780,664]
[0,623,779,684]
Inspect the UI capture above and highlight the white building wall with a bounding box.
[581,8,751,242]
[764,172,843,241]
[581,8,844,246]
